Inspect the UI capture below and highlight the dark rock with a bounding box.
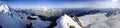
[27,16,37,20]
[0,25,2,28]
[25,23,33,28]
[47,21,57,28]
[69,26,75,28]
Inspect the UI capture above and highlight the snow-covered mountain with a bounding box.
[16,8,120,21]
[0,3,52,28]
[55,14,83,28]
[0,3,28,28]
[1,2,120,28]
[54,11,120,28]
[0,3,9,13]
[77,11,120,28]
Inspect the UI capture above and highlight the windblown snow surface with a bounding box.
[78,12,120,28]
[1,3,120,28]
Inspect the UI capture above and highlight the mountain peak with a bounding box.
[55,14,82,28]
[0,3,9,13]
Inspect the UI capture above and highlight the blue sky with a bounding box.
[0,0,120,8]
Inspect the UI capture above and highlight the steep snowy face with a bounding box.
[0,3,27,28]
[0,3,52,28]
[55,14,82,28]
[0,3,9,13]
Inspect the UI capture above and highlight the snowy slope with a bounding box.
[0,3,52,28]
[0,3,51,28]
[0,3,28,28]
[0,3,10,13]
[55,14,82,28]
[54,10,120,28]
[1,2,120,28]
[78,13,108,26]
[78,10,120,28]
